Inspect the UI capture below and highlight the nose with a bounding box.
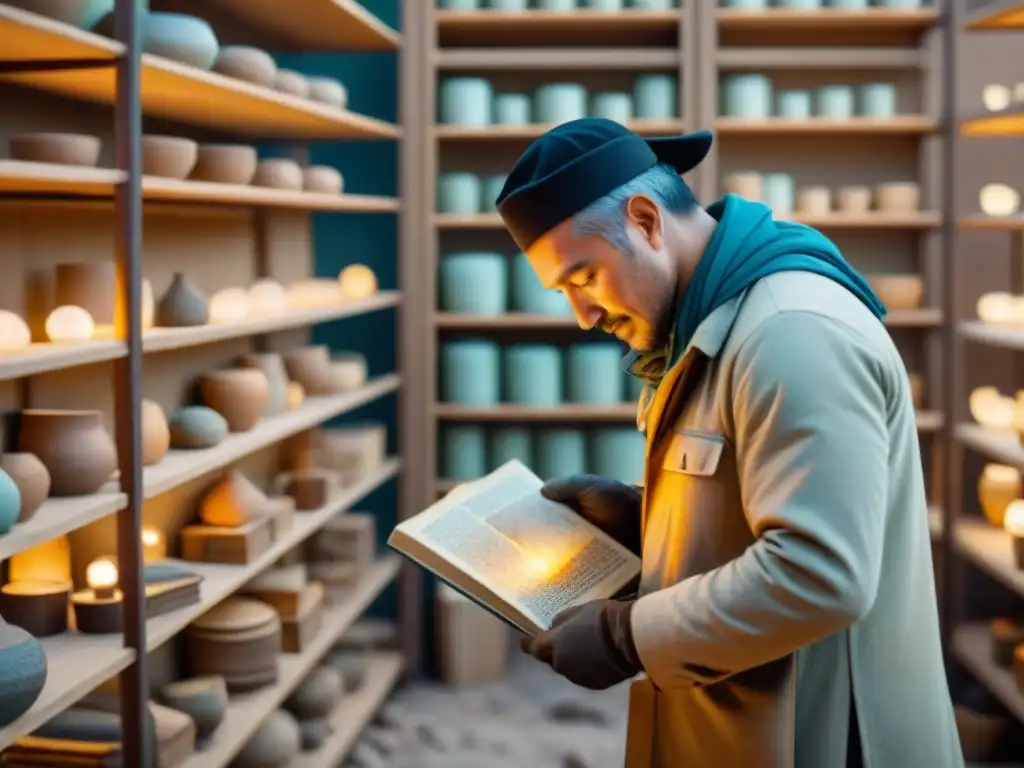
[565,288,603,331]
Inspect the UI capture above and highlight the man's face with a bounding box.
[525,199,676,352]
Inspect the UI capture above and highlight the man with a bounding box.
[495,118,962,768]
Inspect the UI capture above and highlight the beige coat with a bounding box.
[623,272,962,768]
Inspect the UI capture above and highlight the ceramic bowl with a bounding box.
[141,135,198,180]
[160,676,228,741]
[273,69,311,98]
[252,159,303,191]
[302,166,344,194]
[9,132,101,167]
[307,76,347,109]
[213,46,277,88]
[5,0,113,29]
[866,274,924,311]
[836,185,872,214]
[875,182,920,213]
[190,145,258,185]
[141,12,219,70]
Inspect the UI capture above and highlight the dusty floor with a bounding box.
[346,653,630,768]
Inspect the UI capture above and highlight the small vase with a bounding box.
[157,273,209,328]
[199,470,267,527]
[284,666,343,719]
[198,369,269,432]
[238,354,289,417]
[168,406,228,450]
[0,453,50,524]
[141,399,170,467]
[160,676,228,741]
[0,469,21,534]
[234,709,301,767]
[0,622,47,727]
[18,410,117,497]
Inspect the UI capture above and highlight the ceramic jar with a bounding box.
[0,622,47,727]
[238,353,290,417]
[978,464,1021,528]
[157,273,209,327]
[722,172,763,201]
[439,78,493,126]
[504,345,561,406]
[283,346,334,396]
[762,173,794,214]
[860,83,897,118]
[776,90,812,119]
[487,426,531,470]
[837,185,872,214]
[441,425,488,480]
[141,12,220,70]
[535,428,586,480]
[566,344,624,404]
[0,453,50,523]
[633,74,677,119]
[302,166,343,195]
[592,429,647,485]
[866,274,923,310]
[816,85,855,119]
[591,93,634,125]
[168,406,228,450]
[437,173,481,215]
[440,341,501,404]
[233,709,301,767]
[439,252,509,315]
[284,666,343,719]
[191,145,258,185]
[308,76,347,108]
[876,182,920,213]
[18,410,117,496]
[141,135,199,180]
[493,93,531,125]
[213,46,277,88]
[199,369,269,432]
[273,69,310,97]
[160,676,228,740]
[796,186,832,217]
[141,399,170,467]
[54,262,116,331]
[721,74,772,119]
[253,159,303,191]
[0,470,19,534]
[535,83,587,124]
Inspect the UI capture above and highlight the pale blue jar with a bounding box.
[584,0,624,8]
[859,83,897,118]
[776,90,812,119]
[721,74,772,119]
[440,340,501,405]
[439,77,493,126]
[535,83,588,124]
[776,0,820,7]
[592,429,647,485]
[504,344,562,405]
[489,427,534,470]
[763,173,794,214]
[482,175,507,212]
[487,0,528,9]
[510,253,574,315]
[721,0,767,7]
[816,85,855,119]
[566,344,625,404]
[630,0,674,7]
[439,252,508,315]
[437,173,481,215]
[493,93,531,125]
[537,0,576,9]
[827,0,867,8]
[634,74,677,119]
[439,0,479,8]
[591,93,634,125]
[535,429,587,480]
[440,425,487,480]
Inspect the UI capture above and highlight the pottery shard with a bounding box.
[199,470,268,527]
[545,701,608,726]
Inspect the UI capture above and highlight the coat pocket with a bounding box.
[661,430,725,477]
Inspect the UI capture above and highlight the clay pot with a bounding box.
[284,666,343,719]
[273,70,310,98]
[328,353,368,392]
[141,399,170,467]
[168,406,228,450]
[865,274,923,310]
[9,132,101,167]
[0,453,50,524]
[978,464,1021,528]
[247,279,289,315]
[302,166,344,195]
[157,273,209,327]
[722,171,762,201]
[4,0,112,29]
[875,182,920,213]
[54,262,116,329]
[252,159,303,191]
[234,709,301,767]
[199,369,269,432]
[141,12,219,70]
[190,145,258,185]
[160,676,228,741]
[0,470,19,535]
[18,410,117,497]
[141,135,198,180]
[238,353,289,417]
[283,346,334,395]
[0,622,47,727]
[199,470,267,527]
[796,186,831,216]
[212,46,276,88]
[836,185,872,214]
[308,76,347,108]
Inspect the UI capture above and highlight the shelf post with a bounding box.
[112,0,149,764]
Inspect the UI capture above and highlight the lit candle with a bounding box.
[86,556,119,600]
[141,526,166,563]
[45,305,95,342]
[1004,500,1024,569]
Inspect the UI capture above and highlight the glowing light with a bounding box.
[86,556,119,599]
[0,310,31,352]
[982,84,1012,112]
[980,183,1021,217]
[338,264,377,301]
[977,292,1018,325]
[248,279,289,316]
[209,287,250,324]
[286,381,304,410]
[1005,500,1024,537]
[141,526,166,563]
[45,305,95,342]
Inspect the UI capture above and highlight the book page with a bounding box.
[400,461,640,632]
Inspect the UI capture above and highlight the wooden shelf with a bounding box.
[435,47,679,70]
[0,636,134,751]
[960,215,1024,231]
[960,320,1024,350]
[293,653,404,768]
[435,9,682,48]
[434,120,683,141]
[178,558,402,768]
[716,8,940,32]
[433,212,941,230]
[0,6,398,141]
[143,375,399,499]
[715,116,938,135]
[146,459,400,650]
[0,340,125,382]
[0,492,126,562]
[0,160,124,195]
[956,422,1023,468]
[961,106,1024,138]
[716,47,923,69]
[954,623,1024,723]
[965,0,1024,31]
[954,519,1024,599]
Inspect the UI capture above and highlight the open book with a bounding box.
[388,460,641,636]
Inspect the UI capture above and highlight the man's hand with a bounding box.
[520,599,642,690]
[541,475,642,556]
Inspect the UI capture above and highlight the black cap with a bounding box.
[495,118,713,252]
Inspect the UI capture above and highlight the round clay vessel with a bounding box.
[247,279,289,315]
[238,353,289,417]
[875,181,920,213]
[283,346,334,395]
[284,666,343,719]
[978,464,1021,528]
[0,453,49,524]
[722,171,762,201]
[233,709,301,767]
[0,622,47,727]
[4,0,113,29]
[160,675,228,740]
[9,132,101,167]
[141,399,170,467]
[34,706,121,742]
[18,410,117,496]
[199,470,267,527]
[253,159,303,191]
[298,717,333,750]
[273,69,311,98]
[190,145,258,185]
[168,406,228,450]
[199,369,269,432]
[54,262,116,328]
[157,273,209,327]
[141,135,198,180]
[193,597,278,633]
[141,12,219,70]
[326,650,368,691]
[0,469,20,534]
[302,166,343,195]
[213,46,276,88]
[307,76,347,108]
[866,274,923,311]
[836,185,872,214]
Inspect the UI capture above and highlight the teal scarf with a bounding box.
[625,193,886,392]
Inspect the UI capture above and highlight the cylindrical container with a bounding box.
[493,93,531,125]
[776,90,812,119]
[876,182,920,213]
[487,0,529,9]
[437,173,481,215]
[776,0,820,7]
[566,344,625,404]
[439,0,479,8]
[877,0,922,6]
[721,0,767,7]
[837,185,872,213]
[440,425,487,480]
[537,0,576,8]
[796,186,831,217]
[721,74,772,119]
[630,0,674,7]
[54,262,116,328]
[592,429,647,485]
[503,345,562,406]
[816,85,855,119]
[535,429,587,480]
[860,82,897,117]
[722,171,763,201]
[438,78,493,126]
[482,175,507,212]
[827,0,868,8]
[584,0,625,8]
[535,83,588,124]
[510,253,574,315]
[762,173,794,214]
[633,74,677,119]
[439,252,508,315]
[439,340,501,405]
[489,427,533,470]
[591,93,634,125]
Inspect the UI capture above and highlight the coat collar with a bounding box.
[678,288,748,361]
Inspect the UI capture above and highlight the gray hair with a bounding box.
[573,163,698,254]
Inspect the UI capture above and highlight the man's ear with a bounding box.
[625,194,662,249]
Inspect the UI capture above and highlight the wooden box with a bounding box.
[305,512,376,571]
[281,581,325,653]
[179,515,273,565]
